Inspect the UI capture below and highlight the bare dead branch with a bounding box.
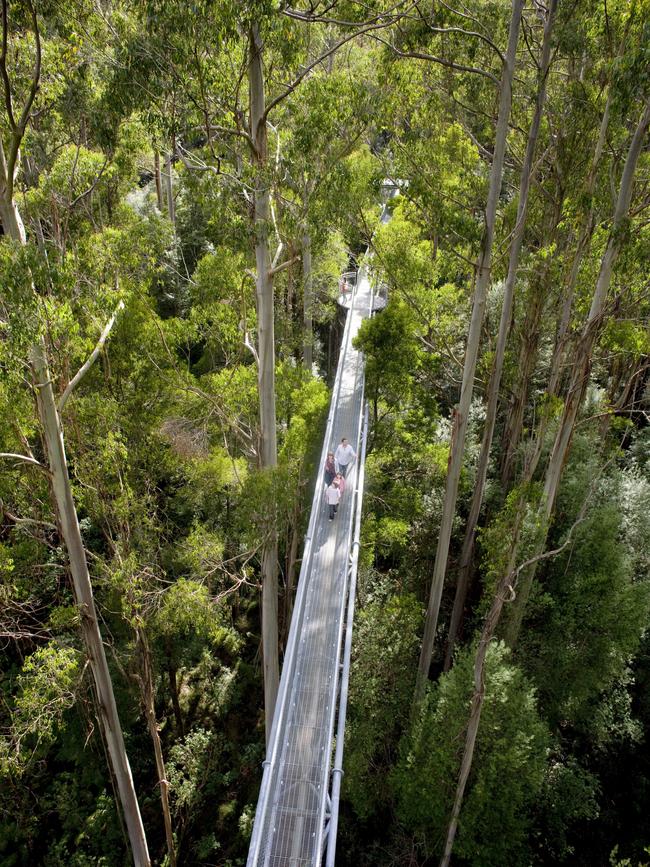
[0,452,49,473]
[58,299,125,412]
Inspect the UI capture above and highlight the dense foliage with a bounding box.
[1,1,650,866]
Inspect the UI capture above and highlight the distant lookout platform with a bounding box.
[337,271,387,311]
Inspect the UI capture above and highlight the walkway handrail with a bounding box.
[313,284,369,861]
[323,276,374,865]
[246,275,360,867]
[325,400,369,867]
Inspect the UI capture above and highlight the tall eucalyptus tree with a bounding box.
[445,0,558,668]
[0,3,150,863]
[415,0,525,704]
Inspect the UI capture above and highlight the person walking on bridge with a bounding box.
[324,451,336,487]
[325,480,341,521]
[335,438,356,478]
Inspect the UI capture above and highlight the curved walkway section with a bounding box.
[247,271,373,867]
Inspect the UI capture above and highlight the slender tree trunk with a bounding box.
[505,97,650,646]
[502,32,619,488]
[283,500,301,644]
[302,225,313,371]
[164,151,175,226]
[137,629,176,867]
[166,659,185,737]
[414,0,525,706]
[499,280,545,490]
[547,91,614,398]
[444,0,557,670]
[549,3,637,396]
[30,343,151,867]
[249,21,279,744]
[442,479,594,866]
[439,559,515,867]
[154,151,164,211]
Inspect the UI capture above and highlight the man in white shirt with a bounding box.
[334,437,356,478]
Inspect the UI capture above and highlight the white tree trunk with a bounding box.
[249,21,280,743]
[415,0,525,705]
[154,151,164,211]
[164,151,175,226]
[444,0,557,670]
[31,342,151,867]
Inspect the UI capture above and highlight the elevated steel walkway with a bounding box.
[247,269,375,867]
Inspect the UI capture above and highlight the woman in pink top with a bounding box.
[324,451,336,486]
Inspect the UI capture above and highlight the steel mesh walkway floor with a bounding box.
[248,273,372,867]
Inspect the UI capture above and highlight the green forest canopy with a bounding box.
[1,1,650,865]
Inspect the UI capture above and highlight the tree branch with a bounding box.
[208,123,254,151]
[367,32,500,84]
[0,452,49,473]
[244,331,259,366]
[16,0,40,135]
[283,0,411,28]
[58,299,125,412]
[264,11,416,119]
[69,158,110,208]
[0,0,16,132]
[1,502,56,530]
[411,4,505,62]
[0,0,41,194]
[269,254,301,278]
